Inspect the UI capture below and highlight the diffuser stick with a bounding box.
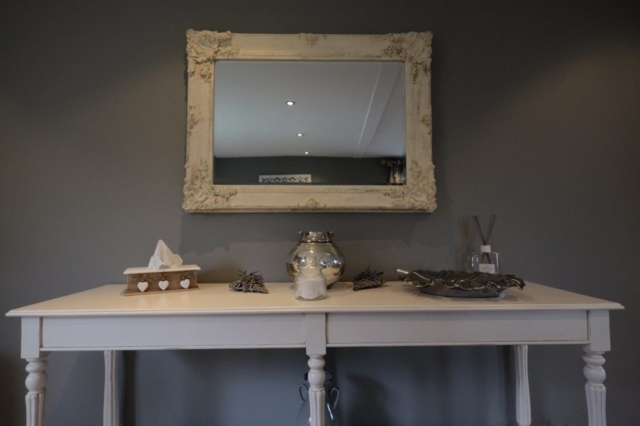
[473,215,497,264]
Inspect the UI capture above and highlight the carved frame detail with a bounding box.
[184,30,436,213]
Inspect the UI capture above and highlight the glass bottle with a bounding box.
[471,245,500,274]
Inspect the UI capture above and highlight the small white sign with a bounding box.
[479,264,496,274]
[259,174,312,183]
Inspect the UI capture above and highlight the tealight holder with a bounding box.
[295,257,327,301]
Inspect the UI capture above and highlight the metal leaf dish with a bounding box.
[397,269,525,298]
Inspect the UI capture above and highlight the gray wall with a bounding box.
[1,1,638,425]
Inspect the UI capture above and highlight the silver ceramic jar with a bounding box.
[286,231,345,288]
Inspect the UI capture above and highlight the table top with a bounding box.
[6,282,623,317]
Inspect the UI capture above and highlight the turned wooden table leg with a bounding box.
[304,313,327,426]
[583,310,611,426]
[307,355,325,426]
[513,345,531,426]
[103,351,120,426]
[25,355,48,426]
[584,347,607,426]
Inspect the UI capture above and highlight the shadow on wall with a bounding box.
[332,346,511,426]
[343,374,393,425]
[117,349,309,425]
[177,209,459,283]
[0,352,21,426]
[176,160,457,282]
[123,351,136,426]
[45,352,104,425]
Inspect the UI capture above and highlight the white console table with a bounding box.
[7,282,622,426]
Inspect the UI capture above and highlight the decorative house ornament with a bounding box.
[137,280,149,292]
[184,30,436,212]
[158,276,170,291]
[229,270,268,294]
[123,241,200,296]
[352,265,386,291]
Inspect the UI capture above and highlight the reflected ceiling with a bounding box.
[213,60,406,158]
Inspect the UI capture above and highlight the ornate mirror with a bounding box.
[183,31,435,212]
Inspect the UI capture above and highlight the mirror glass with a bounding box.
[212,60,406,185]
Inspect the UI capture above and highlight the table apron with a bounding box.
[327,310,589,346]
[39,309,590,351]
[41,314,306,350]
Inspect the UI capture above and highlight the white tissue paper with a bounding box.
[148,240,183,270]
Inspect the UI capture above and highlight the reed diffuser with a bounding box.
[471,214,500,274]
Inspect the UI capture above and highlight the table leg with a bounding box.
[513,345,531,426]
[25,355,48,426]
[307,354,325,426]
[103,351,120,426]
[583,347,607,426]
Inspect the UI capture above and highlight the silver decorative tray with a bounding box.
[398,269,525,298]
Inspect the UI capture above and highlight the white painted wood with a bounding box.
[307,355,325,426]
[582,310,610,426]
[326,310,588,345]
[6,282,623,318]
[586,310,611,352]
[42,314,305,350]
[25,356,48,426]
[583,347,607,426]
[304,313,327,356]
[514,345,531,426]
[7,282,622,426]
[103,351,119,426]
[183,31,436,213]
[21,317,42,359]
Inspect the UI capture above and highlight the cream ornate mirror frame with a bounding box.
[183,30,436,212]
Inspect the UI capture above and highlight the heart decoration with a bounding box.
[180,279,190,289]
[158,280,169,291]
[137,281,149,292]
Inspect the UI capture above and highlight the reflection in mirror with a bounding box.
[213,60,406,185]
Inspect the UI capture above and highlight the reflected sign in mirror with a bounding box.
[213,60,406,185]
